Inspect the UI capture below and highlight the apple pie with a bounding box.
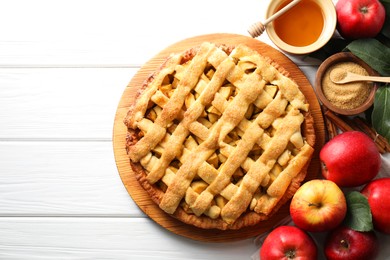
[124,42,315,230]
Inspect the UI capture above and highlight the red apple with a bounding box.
[336,0,386,39]
[320,131,381,187]
[290,179,347,232]
[324,226,378,260]
[260,225,317,260]
[361,178,390,234]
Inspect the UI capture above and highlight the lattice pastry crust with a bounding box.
[124,42,315,230]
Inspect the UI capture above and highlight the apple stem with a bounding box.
[308,202,322,208]
[360,6,368,14]
[285,249,296,259]
[341,239,350,249]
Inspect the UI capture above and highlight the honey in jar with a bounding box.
[273,0,324,47]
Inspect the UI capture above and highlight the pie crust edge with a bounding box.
[124,43,316,230]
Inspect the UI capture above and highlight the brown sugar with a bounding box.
[321,62,372,110]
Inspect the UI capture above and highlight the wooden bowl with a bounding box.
[315,52,379,116]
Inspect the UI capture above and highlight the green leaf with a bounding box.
[345,39,390,142]
[344,191,373,232]
[308,38,349,61]
[372,84,390,143]
[346,39,390,76]
[377,34,390,48]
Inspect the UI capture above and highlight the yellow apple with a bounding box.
[290,179,347,232]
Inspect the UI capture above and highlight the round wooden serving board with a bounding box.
[113,33,325,242]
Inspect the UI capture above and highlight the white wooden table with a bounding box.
[1,0,389,259]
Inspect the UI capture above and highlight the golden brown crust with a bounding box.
[130,160,270,230]
[127,112,315,230]
[124,42,315,230]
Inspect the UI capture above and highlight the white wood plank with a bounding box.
[0,68,133,139]
[0,65,318,139]
[297,65,317,86]
[0,0,319,67]
[0,0,258,65]
[0,141,140,216]
[0,217,257,260]
[1,218,389,260]
[1,141,387,217]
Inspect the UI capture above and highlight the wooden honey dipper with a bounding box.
[248,0,302,38]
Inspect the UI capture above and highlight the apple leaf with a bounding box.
[345,39,390,142]
[344,191,373,232]
[346,38,390,76]
[308,38,349,61]
[372,85,390,143]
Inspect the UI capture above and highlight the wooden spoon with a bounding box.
[330,68,390,84]
[248,0,302,38]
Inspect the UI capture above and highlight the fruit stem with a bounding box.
[308,202,322,208]
[341,239,349,249]
[285,249,296,259]
[359,6,368,14]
